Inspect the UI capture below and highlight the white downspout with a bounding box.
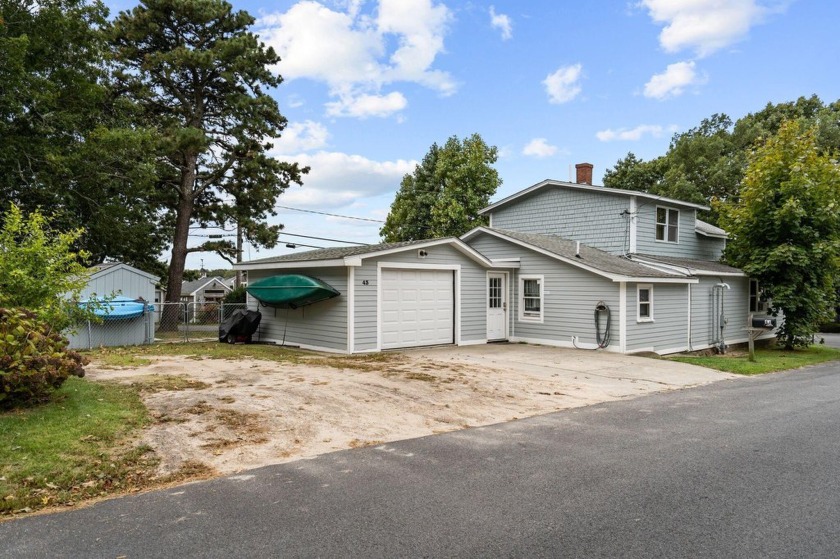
[687,283,692,351]
[619,281,627,353]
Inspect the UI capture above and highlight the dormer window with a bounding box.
[656,207,679,243]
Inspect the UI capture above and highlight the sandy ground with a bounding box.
[86,346,733,477]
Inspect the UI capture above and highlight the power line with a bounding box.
[191,231,366,245]
[279,232,366,245]
[275,204,385,223]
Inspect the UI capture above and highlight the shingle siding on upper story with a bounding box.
[487,185,725,262]
[490,188,630,255]
[634,204,718,259]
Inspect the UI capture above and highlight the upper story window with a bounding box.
[656,207,679,243]
[519,275,544,323]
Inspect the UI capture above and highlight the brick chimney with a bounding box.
[575,162,594,185]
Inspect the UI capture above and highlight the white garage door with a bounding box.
[381,268,454,349]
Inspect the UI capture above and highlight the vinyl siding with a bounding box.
[467,233,620,348]
[247,268,348,351]
[625,283,689,353]
[490,188,630,254]
[694,236,726,261]
[690,276,752,350]
[353,244,489,351]
[634,205,722,260]
[81,267,157,301]
[491,186,724,262]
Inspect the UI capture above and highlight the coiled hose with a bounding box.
[595,301,611,348]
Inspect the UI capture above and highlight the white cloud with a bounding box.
[325,91,408,118]
[271,120,330,154]
[258,0,455,118]
[489,6,512,40]
[643,61,706,99]
[595,124,668,142]
[273,151,416,208]
[639,0,778,57]
[543,64,582,104]
[522,138,558,158]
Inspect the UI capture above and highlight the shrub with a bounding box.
[0,307,88,409]
[223,285,246,305]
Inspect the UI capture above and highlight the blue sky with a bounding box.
[105,0,840,269]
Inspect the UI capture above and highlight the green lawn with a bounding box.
[669,345,840,375]
[0,377,153,515]
[86,341,402,371]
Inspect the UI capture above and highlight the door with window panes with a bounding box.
[487,273,507,340]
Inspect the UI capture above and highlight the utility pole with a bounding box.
[235,222,243,288]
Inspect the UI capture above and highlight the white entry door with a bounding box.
[381,268,454,349]
[487,273,507,340]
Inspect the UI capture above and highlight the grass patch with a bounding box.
[404,372,438,382]
[127,374,210,393]
[85,342,406,371]
[669,345,840,375]
[0,377,154,516]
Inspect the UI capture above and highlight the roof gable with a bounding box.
[181,276,232,295]
[235,238,495,270]
[88,262,159,282]
[480,179,709,215]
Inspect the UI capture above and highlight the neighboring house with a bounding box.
[180,276,231,305]
[235,163,775,355]
[66,262,159,349]
[222,273,247,290]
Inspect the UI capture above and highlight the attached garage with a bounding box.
[236,238,507,354]
[380,268,454,349]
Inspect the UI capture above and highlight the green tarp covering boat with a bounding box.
[246,274,340,309]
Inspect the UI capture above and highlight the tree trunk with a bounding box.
[160,159,197,331]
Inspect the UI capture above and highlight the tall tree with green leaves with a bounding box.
[110,0,307,317]
[381,134,500,241]
[719,121,840,348]
[0,0,168,273]
[603,96,840,225]
[602,152,665,193]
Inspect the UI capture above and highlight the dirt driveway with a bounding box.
[87,344,733,477]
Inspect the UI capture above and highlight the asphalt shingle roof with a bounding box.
[695,219,728,238]
[181,276,228,295]
[489,229,686,279]
[633,254,744,275]
[241,239,440,265]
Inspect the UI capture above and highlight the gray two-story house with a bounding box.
[235,164,772,355]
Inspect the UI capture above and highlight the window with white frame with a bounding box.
[656,207,679,243]
[519,275,543,322]
[749,279,767,313]
[637,284,653,322]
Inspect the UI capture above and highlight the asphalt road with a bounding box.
[3,362,840,558]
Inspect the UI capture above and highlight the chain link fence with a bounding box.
[66,302,156,350]
[155,302,250,343]
[67,302,251,349]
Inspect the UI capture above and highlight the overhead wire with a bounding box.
[274,204,385,223]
